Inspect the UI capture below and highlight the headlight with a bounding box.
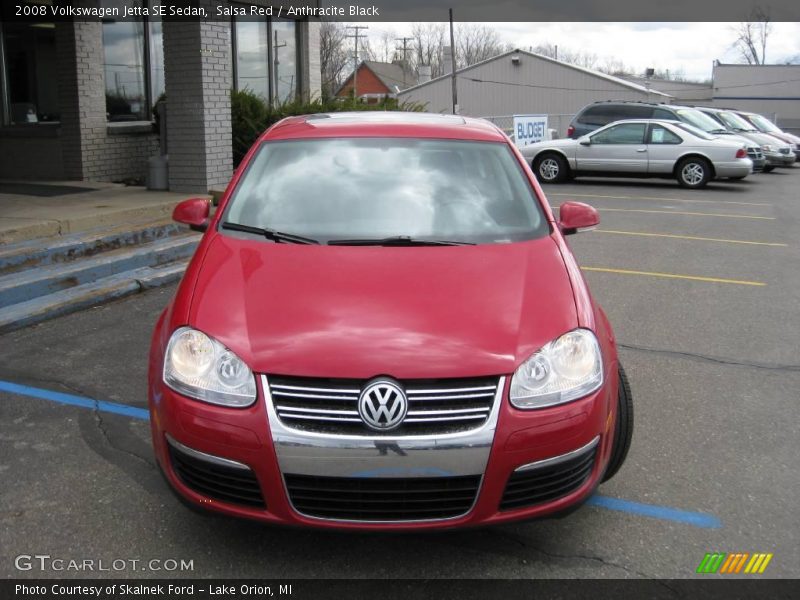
[163,327,256,407]
[761,144,774,152]
[510,329,603,409]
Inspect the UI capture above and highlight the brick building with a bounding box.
[336,60,415,103]
[0,1,321,193]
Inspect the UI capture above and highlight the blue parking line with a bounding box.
[0,380,149,420]
[1,378,722,529]
[586,495,721,529]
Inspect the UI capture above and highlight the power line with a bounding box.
[441,75,800,95]
[395,36,415,88]
[345,25,369,99]
[460,76,671,94]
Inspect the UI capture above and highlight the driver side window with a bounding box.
[590,123,646,145]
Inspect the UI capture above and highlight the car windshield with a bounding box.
[747,114,781,134]
[223,138,549,245]
[675,109,726,133]
[717,111,756,131]
[671,122,716,140]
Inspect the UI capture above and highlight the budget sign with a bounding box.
[513,115,548,148]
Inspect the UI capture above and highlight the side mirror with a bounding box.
[558,201,599,235]
[579,137,591,146]
[172,198,210,232]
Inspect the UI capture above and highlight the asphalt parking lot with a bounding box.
[1,168,798,580]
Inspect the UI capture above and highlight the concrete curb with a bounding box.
[0,234,197,306]
[0,261,189,334]
[0,219,185,275]
[0,203,180,246]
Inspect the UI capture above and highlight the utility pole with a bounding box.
[346,25,369,100]
[448,9,458,114]
[395,36,414,87]
[273,30,287,105]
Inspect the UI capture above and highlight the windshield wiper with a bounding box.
[709,128,729,134]
[221,221,320,245]
[327,235,475,247]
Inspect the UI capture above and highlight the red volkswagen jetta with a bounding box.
[149,112,633,529]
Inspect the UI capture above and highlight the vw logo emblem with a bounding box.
[358,379,408,431]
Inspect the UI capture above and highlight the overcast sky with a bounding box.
[366,22,800,81]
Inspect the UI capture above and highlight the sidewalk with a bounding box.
[0,180,207,245]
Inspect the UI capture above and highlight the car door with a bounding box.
[646,124,684,174]
[575,122,648,173]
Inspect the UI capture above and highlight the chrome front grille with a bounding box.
[747,147,763,160]
[267,375,499,436]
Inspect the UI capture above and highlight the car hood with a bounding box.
[772,131,800,146]
[188,233,579,379]
[733,130,791,149]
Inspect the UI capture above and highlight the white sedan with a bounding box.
[521,119,753,188]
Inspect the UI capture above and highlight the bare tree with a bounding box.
[364,29,399,64]
[531,41,607,73]
[454,24,509,69]
[558,48,600,70]
[732,8,772,64]
[596,56,633,76]
[319,21,350,97]
[410,23,447,77]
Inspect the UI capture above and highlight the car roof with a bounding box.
[597,119,683,126]
[261,112,508,143]
[586,100,673,108]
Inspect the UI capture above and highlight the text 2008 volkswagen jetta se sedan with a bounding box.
[149,112,633,530]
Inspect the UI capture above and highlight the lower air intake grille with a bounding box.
[499,441,597,511]
[168,442,265,508]
[284,474,481,521]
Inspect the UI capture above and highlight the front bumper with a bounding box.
[149,374,615,530]
[764,151,796,167]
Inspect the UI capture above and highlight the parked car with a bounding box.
[567,101,766,171]
[523,119,752,188]
[150,112,633,530]
[694,107,795,171]
[732,110,800,161]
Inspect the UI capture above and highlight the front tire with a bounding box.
[602,364,634,482]
[533,153,569,183]
[762,165,775,173]
[676,157,711,188]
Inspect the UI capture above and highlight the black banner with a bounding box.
[3,579,799,600]
[2,0,800,23]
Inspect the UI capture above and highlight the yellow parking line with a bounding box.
[548,192,771,207]
[598,208,774,220]
[581,266,766,286]
[595,229,787,247]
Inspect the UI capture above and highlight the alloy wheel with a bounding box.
[539,158,560,181]
[681,162,705,186]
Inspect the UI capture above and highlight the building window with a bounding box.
[101,0,164,122]
[272,19,297,104]
[0,21,59,125]
[231,12,300,105]
[234,19,270,101]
